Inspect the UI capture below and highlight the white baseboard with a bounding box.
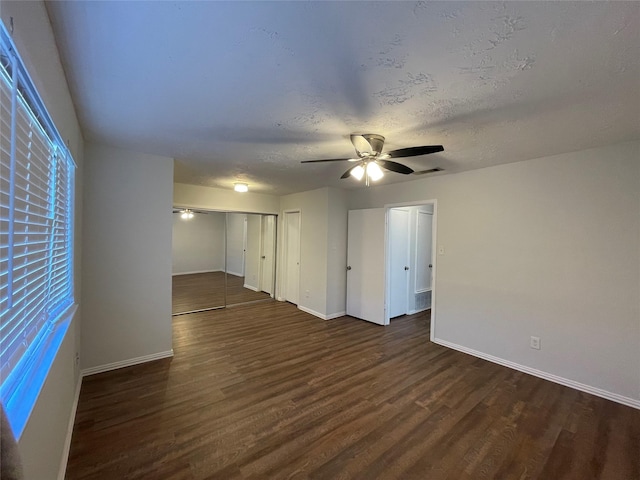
[407,307,430,315]
[297,305,345,321]
[172,269,221,276]
[243,283,259,292]
[81,350,174,377]
[58,376,82,480]
[415,287,432,294]
[225,270,243,278]
[432,338,640,410]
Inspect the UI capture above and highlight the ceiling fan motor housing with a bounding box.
[351,133,385,157]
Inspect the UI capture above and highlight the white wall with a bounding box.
[82,143,174,371]
[349,141,640,405]
[326,188,348,317]
[1,2,85,479]
[174,182,279,214]
[172,211,225,275]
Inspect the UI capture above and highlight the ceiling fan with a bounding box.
[301,134,444,186]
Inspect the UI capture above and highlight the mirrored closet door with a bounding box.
[171,209,277,315]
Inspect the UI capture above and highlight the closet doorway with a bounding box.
[386,202,435,323]
[344,201,436,326]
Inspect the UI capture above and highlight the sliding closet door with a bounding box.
[260,215,276,295]
[171,210,226,314]
[172,210,277,314]
[226,213,277,307]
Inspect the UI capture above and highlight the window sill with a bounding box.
[1,303,78,439]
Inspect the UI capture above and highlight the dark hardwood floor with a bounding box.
[172,272,272,314]
[66,302,640,479]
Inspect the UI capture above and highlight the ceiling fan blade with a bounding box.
[378,160,414,175]
[340,165,359,179]
[413,167,444,175]
[387,145,444,158]
[300,158,353,163]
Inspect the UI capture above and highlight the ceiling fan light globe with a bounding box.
[367,162,384,181]
[351,165,365,180]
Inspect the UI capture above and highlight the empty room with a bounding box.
[0,1,638,479]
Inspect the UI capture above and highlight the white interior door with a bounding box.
[388,208,410,318]
[416,211,433,292]
[346,208,386,325]
[284,211,300,305]
[260,215,275,295]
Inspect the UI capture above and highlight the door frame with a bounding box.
[384,200,437,339]
[279,209,301,305]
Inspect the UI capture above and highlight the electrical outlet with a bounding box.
[305,290,310,298]
[75,353,80,366]
[530,336,541,350]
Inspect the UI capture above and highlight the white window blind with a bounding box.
[0,25,75,434]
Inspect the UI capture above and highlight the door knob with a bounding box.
[347,266,352,271]
[261,256,266,259]
[428,264,433,268]
[404,266,409,271]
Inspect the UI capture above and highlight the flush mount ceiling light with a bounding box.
[180,209,194,220]
[234,182,248,193]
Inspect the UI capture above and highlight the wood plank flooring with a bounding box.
[66,302,640,479]
[172,272,271,314]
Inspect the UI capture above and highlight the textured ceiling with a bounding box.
[45,1,639,195]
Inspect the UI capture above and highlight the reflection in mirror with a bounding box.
[171,209,277,315]
[225,213,277,306]
[171,210,226,314]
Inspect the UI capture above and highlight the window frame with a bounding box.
[0,23,77,438]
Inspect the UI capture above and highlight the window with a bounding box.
[0,24,76,438]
